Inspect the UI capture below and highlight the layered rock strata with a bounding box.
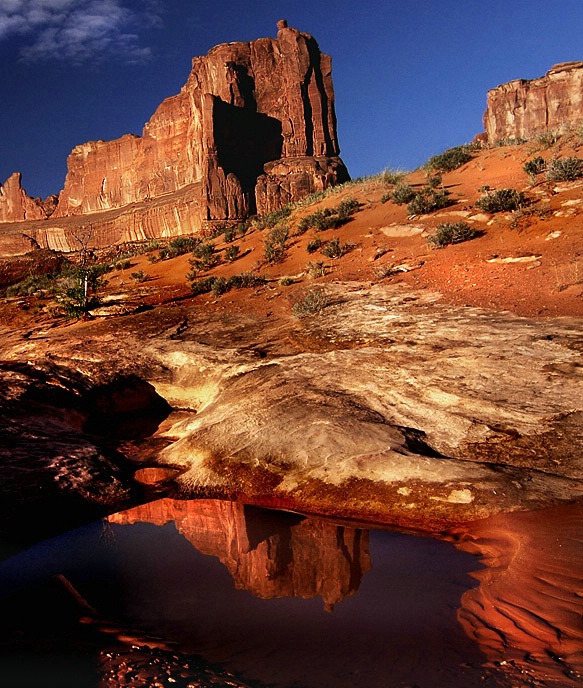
[0,21,348,254]
[484,61,583,143]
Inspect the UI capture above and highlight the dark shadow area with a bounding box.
[213,95,283,212]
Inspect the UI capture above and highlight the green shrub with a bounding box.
[475,188,525,213]
[191,241,219,271]
[336,197,359,220]
[224,244,240,262]
[523,156,546,176]
[306,237,323,253]
[292,288,331,317]
[190,276,217,295]
[114,258,132,270]
[545,157,583,182]
[159,236,199,260]
[223,226,237,243]
[6,273,56,297]
[407,188,451,215]
[130,270,149,282]
[381,168,407,185]
[391,183,416,205]
[321,238,353,259]
[226,272,266,289]
[254,205,293,230]
[306,261,327,278]
[426,145,473,172]
[210,277,229,296]
[279,276,294,286]
[264,224,289,264]
[427,222,478,248]
[426,174,442,189]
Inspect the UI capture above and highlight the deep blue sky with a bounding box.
[1,0,582,199]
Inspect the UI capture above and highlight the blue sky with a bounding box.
[1,0,583,199]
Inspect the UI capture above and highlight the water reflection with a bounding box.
[109,499,371,610]
[1,498,580,688]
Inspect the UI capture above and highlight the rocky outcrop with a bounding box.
[50,22,347,222]
[0,173,57,223]
[484,61,583,143]
[0,22,348,254]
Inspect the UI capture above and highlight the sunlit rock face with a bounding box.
[52,22,347,222]
[110,499,371,609]
[0,173,56,224]
[484,62,583,142]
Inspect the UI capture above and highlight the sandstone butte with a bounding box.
[0,21,348,256]
[484,60,583,143]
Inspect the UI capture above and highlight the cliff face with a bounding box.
[484,61,583,143]
[0,22,348,253]
[0,173,57,224]
[52,21,347,221]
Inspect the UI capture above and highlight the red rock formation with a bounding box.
[484,61,583,143]
[110,499,371,609]
[52,22,347,223]
[0,172,57,223]
[0,22,347,254]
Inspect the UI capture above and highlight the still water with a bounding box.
[0,498,581,688]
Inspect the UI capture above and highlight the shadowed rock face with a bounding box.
[484,62,583,143]
[0,23,348,253]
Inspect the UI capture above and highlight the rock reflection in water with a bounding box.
[110,499,371,610]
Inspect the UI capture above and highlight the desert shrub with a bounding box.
[391,183,416,205]
[237,220,251,236]
[321,238,353,259]
[407,188,451,215]
[264,223,289,264]
[130,270,149,282]
[191,241,219,271]
[336,197,359,219]
[426,174,442,189]
[306,261,327,278]
[292,288,331,317]
[523,156,546,177]
[223,226,237,243]
[380,192,391,203]
[535,130,559,149]
[210,277,229,296]
[114,258,132,270]
[475,188,525,213]
[159,236,199,260]
[427,222,478,248]
[306,237,323,253]
[226,272,267,289]
[189,276,217,295]
[224,244,240,262]
[381,168,407,185]
[279,276,294,286]
[6,273,57,297]
[545,157,583,182]
[426,145,473,172]
[254,205,293,230]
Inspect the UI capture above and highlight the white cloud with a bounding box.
[0,0,161,63]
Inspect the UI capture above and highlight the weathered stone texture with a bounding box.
[52,23,347,223]
[0,24,347,254]
[484,61,583,142]
[0,173,56,223]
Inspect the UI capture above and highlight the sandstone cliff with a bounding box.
[0,21,348,253]
[0,172,57,223]
[484,61,583,143]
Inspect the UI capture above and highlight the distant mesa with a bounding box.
[0,23,349,254]
[484,61,583,143]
